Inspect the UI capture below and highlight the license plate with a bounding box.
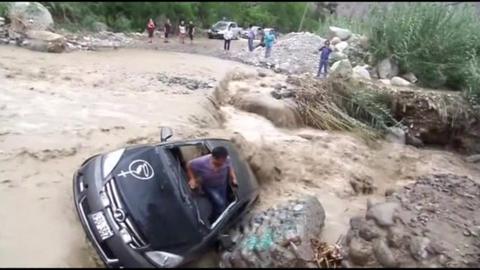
[90,211,114,241]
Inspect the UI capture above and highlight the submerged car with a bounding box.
[73,127,259,268]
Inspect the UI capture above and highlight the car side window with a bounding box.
[232,23,237,28]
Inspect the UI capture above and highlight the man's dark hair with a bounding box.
[212,146,228,159]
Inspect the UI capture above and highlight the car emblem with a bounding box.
[113,208,126,222]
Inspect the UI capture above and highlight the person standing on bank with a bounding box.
[223,25,233,52]
[187,20,195,44]
[164,18,171,43]
[317,40,333,78]
[178,20,187,44]
[264,29,276,58]
[247,24,255,52]
[146,18,156,43]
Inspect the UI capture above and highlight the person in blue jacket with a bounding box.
[317,40,332,78]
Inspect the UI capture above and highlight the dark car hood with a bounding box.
[110,146,202,251]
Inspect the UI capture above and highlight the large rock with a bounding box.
[220,196,326,268]
[330,36,341,45]
[401,72,418,83]
[377,57,399,79]
[331,59,352,78]
[329,51,348,63]
[24,30,66,53]
[328,26,352,41]
[92,22,108,32]
[390,76,411,87]
[8,2,54,32]
[352,65,371,80]
[335,41,348,53]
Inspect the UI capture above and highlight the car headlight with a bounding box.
[145,251,184,268]
[102,148,125,178]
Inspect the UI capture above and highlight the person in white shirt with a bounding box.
[178,20,186,44]
[223,25,233,51]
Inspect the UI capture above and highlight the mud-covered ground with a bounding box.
[0,42,479,267]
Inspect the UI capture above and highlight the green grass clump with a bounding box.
[365,2,480,103]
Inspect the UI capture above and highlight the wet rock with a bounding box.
[348,237,373,266]
[379,79,391,85]
[335,41,348,53]
[405,133,424,148]
[350,175,377,195]
[220,196,325,268]
[401,72,418,83]
[366,202,399,227]
[352,65,371,80]
[465,154,480,163]
[359,221,382,241]
[373,238,398,267]
[386,126,406,144]
[24,30,66,53]
[330,59,352,78]
[377,57,399,79]
[409,237,430,261]
[257,71,267,77]
[330,36,341,45]
[391,76,411,87]
[8,2,54,32]
[386,226,405,248]
[329,51,348,63]
[328,26,352,41]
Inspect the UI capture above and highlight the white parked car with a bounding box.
[207,21,242,39]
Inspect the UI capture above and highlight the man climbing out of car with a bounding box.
[187,146,238,220]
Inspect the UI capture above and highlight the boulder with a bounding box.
[401,72,418,83]
[335,41,348,53]
[465,154,480,163]
[386,127,406,144]
[331,59,352,78]
[220,196,326,268]
[0,17,5,26]
[377,57,399,79]
[330,51,348,63]
[24,30,66,53]
[391,76,411,87]
[330,36,341,45]
[352,65,371,80]
[328,26,352,41]
[379,79,391,85]
[8,2,53,32]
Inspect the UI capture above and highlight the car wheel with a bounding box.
[218,195,326,268]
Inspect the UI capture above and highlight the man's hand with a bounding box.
[231,177,238,187]
[188,178,198,190]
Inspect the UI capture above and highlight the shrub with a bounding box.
[365,2,480,104]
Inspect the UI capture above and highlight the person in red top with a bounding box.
[146,18,156,43]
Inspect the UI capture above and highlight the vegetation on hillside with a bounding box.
[365,2,480,104]
[39,2,322,33]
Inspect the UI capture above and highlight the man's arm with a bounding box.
[229,167,237,186]
[186,161,198,189]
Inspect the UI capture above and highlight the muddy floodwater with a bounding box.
[1,46,479,267]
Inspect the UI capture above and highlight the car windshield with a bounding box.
[213,22,228,30]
